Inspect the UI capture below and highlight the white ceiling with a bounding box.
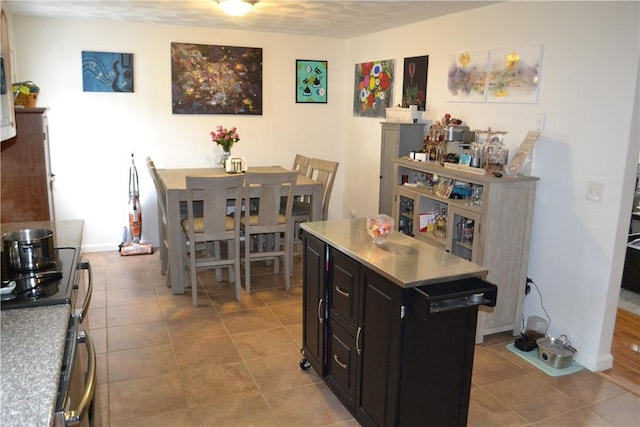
[5,1,498,39]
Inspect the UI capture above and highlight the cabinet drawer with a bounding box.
[411,277,497,318]
[326,322,357,410]
[329,248,360,333]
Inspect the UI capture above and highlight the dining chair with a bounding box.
[292,154,312,177]
[146,157,170,278]
[181,174,244,305]
[241,170,298,294]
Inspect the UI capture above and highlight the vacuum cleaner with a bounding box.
[119,153,154,256]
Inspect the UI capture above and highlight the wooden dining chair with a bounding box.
[181,174,244,305]
[241,171,298,294]
[146,157,170,279]
[292,154,312,177]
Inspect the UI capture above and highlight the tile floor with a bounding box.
[83,250,640,427]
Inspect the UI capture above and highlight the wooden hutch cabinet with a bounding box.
[1,108,54,223]
[391,157,538,340]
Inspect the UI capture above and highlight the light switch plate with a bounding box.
[586,181,604,202]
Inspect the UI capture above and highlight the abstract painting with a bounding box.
[487,44,543,103]
[353,59,394,118]
[447,50,488,103]
[82,51,134,92]
[171,43,262,115]
[296,60,327,103]
[402,55,428,110]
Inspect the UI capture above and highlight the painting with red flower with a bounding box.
[352,59,394,118]
[402,55,428,110]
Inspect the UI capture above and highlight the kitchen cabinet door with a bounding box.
[356,267,404,427]
[301,232,326,375]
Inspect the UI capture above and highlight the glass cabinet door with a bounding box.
[448,207,481,263]
[398,194,415,236]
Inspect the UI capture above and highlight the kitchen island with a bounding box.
[300,219,497,426]
[1,220,85,427]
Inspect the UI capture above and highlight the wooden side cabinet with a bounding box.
[379,123,426,216]
[391,157,538,340]
[1,108,54,223]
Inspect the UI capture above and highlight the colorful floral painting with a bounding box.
[296,60,327,103]
[487,44,543,104]
[353,59,394,118]
[447,50,488,103]
[402,55,428,110]
[171,43,262,115]
[82,51,134,93]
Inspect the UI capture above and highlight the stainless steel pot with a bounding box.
[2,229,55,271]
[536,335,577,369]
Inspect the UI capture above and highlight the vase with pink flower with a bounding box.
[210,125,239,168]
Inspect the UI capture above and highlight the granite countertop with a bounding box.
[301,218,487,288]
[1,305,71,427]
[0,219,84,427]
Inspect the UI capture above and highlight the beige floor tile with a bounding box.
[264,382,353,426]
[108,373,188,422]
[246,352,322,393]
[189,395,278,426]
[258,287,303,306]
[285,323,303,348]
[91,327,107,354]
[483,375,581,423]
[467,388,527,426]
[107,302,164,327]
[87,306,107,329]
[110,408,194,427]
[166,310,228,343]
[107,321,169,352]
[232,327,299,360]
[530,408,615,426]
[91,289,106,309]
[472,346,528,387]
[589,392,640,426]
[93,383,110,427]
[96,352,108,384]
[209,291,266,313]
[108,344,177,382]
[106,287,158,307]
[269,302,302,325]
[220,306,282,334]
[173,335,242,371]
[180,362,261,408]
[106,269,154,289]
[491,343,540,374]
[534,370,628,406]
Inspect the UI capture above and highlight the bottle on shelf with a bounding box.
[483,128,508,173]
[434,207,447,238]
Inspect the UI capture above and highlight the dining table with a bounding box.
[156,165,324,294]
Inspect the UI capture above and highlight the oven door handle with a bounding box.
[64,330,96,426]
[73,260,92,322]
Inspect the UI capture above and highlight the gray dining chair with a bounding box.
[181,174,244,305]
[241,170,298,294]
[146,157,170,280]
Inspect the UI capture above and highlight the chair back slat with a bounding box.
[292,154,312,177]
[186,175,244,238]
[244,171,298,228]
[308,158,339,220]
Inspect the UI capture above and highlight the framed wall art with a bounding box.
[447,50,489,103]
[487,44,543,104]
[82,51,134,93]
[296,60,327,103]
[171,42,263,115]
[402,55,428,110]
[353,59,394,118]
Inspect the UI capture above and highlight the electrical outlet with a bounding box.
[585,181,604,202]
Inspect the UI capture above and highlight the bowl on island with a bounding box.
[366,214,394,245]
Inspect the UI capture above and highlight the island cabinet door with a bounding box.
[302,232,327,375]
[355,267,405,427]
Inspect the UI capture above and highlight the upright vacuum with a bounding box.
[119,153,153,256]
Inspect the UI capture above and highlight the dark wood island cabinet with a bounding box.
[300,219,497,427]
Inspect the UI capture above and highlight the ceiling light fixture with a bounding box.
[218,0,255,17]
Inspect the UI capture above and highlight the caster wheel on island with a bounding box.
[300,358,311,370]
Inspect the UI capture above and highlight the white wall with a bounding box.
[343,1,639,372]
[10,17,348,250]
[9,2,640,372]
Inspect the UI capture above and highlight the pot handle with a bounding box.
[558,334,577,353]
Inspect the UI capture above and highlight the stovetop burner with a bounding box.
[0,247,78,310]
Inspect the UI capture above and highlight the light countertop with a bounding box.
[301,218,487,288]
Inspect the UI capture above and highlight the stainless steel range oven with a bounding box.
[1,246,95,427]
